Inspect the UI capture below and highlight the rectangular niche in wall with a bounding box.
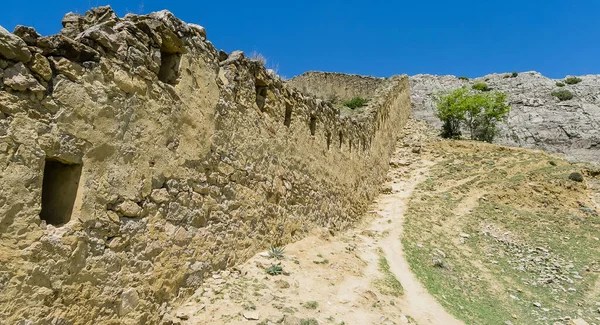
[40,159,82,226]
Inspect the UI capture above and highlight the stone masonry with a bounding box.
[287,71,385,104]
[0,6,411,324]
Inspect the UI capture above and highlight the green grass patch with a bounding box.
[302,301,319,309]
[343,96,368,109]
[374,255,404,297]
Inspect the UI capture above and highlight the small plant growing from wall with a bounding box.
[435,87,510,142]
[249,50,267,66]
[551,89,574,101]
[266,264,283,276]
[343,96,368,109]
[564,76,582,85]
[556,82,565,87]
[268,246,285,260]
[511,71,518,78]
[458,76,469,81]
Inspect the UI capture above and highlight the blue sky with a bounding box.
[2,1,599,79]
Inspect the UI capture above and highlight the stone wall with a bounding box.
[287,71,385,103]
[0,7,411,324]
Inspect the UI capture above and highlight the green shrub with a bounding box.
[556,82,565,87]
[300,319,318,325]
[503,74,511,79]
[565,77,582,85]
[551,89,574,101]
[511,71,518,78]
[435,88,510,142]
[472,82,490,92]
[302,301,319,309]
[343,96,368,109]
[458,76,469,81]
[568,172,584,182]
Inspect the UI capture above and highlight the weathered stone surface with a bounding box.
[0,25,32,63]
[0,6,410,325]
[410,73,600,163]
[118,288,140,316]
[37,34,100,62]
[49,56,84,80]
[28,53,52,81]
[188,23,207,39]
[13,25,42,46]
[569,319,590,325]
[117,200,143,217]
[3,62,45,92]
[150,188,171,204]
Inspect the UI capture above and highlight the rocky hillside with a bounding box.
[410,72,600,163]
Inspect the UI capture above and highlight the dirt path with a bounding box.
[370,163,464,325]
[167,121,463,325]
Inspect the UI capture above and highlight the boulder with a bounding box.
[13,25,41,46]
[118,288,139,316]
[188,23,207,39]
[117,200,142,218]
[37,34,100,62]
[0,25,32,63]
[3,62,45,92]
[28,53,52,81]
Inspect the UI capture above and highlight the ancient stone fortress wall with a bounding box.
[287,71,385,103]
[0,6,411,324]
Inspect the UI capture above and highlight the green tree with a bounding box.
[435,87,469,139]
[435,88,510,143]
[472,92,510,142]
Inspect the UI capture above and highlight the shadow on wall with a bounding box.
[40,159,83,226]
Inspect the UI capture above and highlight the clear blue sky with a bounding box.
[2,1,599,79]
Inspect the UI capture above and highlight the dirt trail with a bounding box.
[167,121,463,325]
[371,163,464,325]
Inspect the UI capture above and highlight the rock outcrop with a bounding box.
[0,6,410,324]
[410,72,600,163]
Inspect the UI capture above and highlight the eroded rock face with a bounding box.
[0,6,411,324]
[410,72,600,163]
